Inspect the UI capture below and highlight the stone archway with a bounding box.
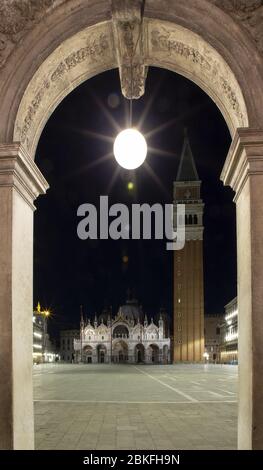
[83,345,93,364]
[113,324,129,339]
[10,17,250,156]
[148,344,160,364]
[97,344,107,364]
[0,0,263,450]
[135,344,145,363]
[113,340,128,363]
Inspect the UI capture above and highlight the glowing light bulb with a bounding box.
[113,128,147,170]
[127,181,134,190]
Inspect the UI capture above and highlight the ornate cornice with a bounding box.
[0,143,49,208]
[220,128,263,200]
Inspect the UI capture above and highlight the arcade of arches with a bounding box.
[0,0,263,450]
[82,343,166,364]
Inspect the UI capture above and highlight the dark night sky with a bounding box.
[34,67,236,337]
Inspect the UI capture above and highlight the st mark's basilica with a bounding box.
[74,299,170,364]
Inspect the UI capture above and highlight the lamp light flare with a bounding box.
[127,181,134,190]
[113,128,147,170]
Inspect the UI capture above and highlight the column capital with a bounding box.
[220,128,263,201]
[0,143,49,209]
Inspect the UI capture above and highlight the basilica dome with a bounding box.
[116,299,143,323]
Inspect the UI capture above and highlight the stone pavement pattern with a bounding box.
[34,364,237,450]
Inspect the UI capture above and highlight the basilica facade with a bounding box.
[74,301,170,364]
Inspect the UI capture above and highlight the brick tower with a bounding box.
[173,131,204,362]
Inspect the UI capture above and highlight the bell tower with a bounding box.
[173,130,204,362]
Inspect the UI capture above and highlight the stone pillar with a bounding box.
[221,129,263,450]
[159,349,163,364]
[0,144,48,450]
[128,346,134,363]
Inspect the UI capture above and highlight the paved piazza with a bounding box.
[34,364,237,450]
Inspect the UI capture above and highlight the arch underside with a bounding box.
[13,18,249,158]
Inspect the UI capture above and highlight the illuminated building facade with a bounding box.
[33,303,57,363]
[204,315,222,363]
[74,300,170,364]
[220,297,238,364]
[60,329,80,362]
[32,312,44,363]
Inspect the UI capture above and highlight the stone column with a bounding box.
[0,144,48,450]
[221,129,263,450]
[128,346,134,363]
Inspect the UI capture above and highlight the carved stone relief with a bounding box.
[14,23,115,153]
[0,0,262,75]
[146,20,248,130]
[9,6,253,153]
[111,0,147,99]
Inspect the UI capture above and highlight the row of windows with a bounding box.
[184,214,198,225]
[204,327,221,335]
[61,338,74,348]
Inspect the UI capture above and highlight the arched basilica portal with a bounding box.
[0,0,263,450]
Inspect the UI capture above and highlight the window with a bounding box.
[216,327,220,335]
[102,336,104,340]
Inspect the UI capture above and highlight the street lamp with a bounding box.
[43,310,50,361]
[113,128,147,170]
[203,352,209,362]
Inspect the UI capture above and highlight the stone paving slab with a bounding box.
[34,363,237,450]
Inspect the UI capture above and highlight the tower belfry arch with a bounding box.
[0,0,263,450]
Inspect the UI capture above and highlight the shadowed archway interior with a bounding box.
[34,67,235,337]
